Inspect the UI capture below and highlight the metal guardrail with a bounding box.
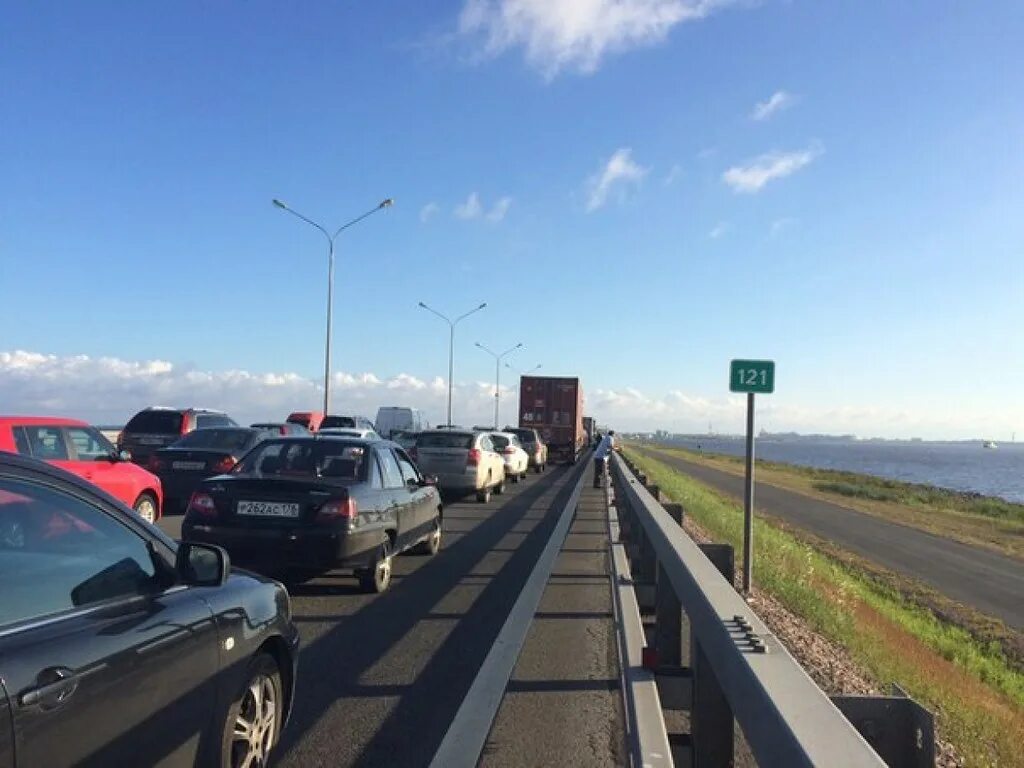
[606,479,673,768]
[611,453,890,767]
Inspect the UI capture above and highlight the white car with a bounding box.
[317,428,381,440]
[489,432,529,483]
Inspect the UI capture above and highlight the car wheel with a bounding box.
[415,517,442,555]
[359,540,393,593]
[476,487,491,503]
[510,473,519,484]
[220,653,283,768]
[133,492,158,524]
[494,478,505,496]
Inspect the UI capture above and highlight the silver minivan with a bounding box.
[413,429,505,503]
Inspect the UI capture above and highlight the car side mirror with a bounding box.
[117,449,132,462]
[175,542,230,587]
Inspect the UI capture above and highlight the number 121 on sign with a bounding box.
[730,360,775,394]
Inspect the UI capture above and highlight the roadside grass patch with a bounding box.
[625,449,1024,766]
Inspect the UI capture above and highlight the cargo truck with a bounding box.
[518,376,585,464]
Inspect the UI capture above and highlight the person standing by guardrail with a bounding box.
[593,430,615,488]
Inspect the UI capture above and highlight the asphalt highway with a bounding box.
[158,460,625,767]
[636,448,1024,630]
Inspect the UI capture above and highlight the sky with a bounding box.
[2,1,1023,439]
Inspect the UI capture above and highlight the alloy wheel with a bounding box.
[231,673,278,768]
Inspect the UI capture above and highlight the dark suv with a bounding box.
[0,451,298,767]
[503,427,548,472]
[118,407,237,465]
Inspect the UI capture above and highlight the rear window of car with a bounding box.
[417,433,474,449]
[124,411,183,434]
[236,439,368,480]
[321,416,356,429]
[174,429,254,452]
[491,435,510,449]
[508,429,535,442]
[195,414,232,428]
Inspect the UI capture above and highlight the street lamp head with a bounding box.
[418,301,427,308]
[515,343,523,350]
[478,302,487,309]
[379,198,394,209]
[475,342,483,349]
[272,199,288,210]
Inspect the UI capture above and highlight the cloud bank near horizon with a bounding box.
[1,350,1017,440]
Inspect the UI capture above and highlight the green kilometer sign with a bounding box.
[730,359,775,394]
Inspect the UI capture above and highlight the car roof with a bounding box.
[420,429,474,437]
[137,406,226,415]
[0,416,90,427]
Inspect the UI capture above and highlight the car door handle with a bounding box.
[19,667,80,708]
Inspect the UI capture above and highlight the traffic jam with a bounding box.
[0,376,592,767]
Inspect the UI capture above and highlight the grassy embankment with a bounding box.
[624,447,1024,767]
[640,444,1024,561]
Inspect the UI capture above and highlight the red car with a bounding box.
[0,416,163,523]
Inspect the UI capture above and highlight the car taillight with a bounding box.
[467,448,481,466]
[317,498,357,522]
[148,455,164,472]
[212,455,236,473]
[187,492,217,518]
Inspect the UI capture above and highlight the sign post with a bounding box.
[729,359,775,593]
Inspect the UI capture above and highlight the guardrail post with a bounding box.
[691,544,735,767]
[655,503,685,667]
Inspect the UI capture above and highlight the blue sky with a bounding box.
[2,1,1022,438]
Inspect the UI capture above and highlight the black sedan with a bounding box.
[182,436,442,593]
[147,427,276,513]
[0,451,299,768]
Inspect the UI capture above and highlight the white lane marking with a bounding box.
[428,465,587,768]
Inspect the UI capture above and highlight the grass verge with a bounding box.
[625,448,1024,767]
[638,444,1024,561]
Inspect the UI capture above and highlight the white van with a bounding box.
[375,407,428,439]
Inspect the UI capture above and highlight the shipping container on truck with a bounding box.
[518,376,585,464]
[582,416,596,446]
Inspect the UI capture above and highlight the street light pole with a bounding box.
[273,197,393,414]
[476,342,523,428]
[419,301,487,426]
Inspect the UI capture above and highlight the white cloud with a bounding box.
[454,192,484,220]
[722,144,822,193]
[487,196,513,221]
[663,164,683,186]
[420,202,440,223]
[751,90,796,121]
[708,221,728,239]
[3,350,1019,440]
[770,217,797,236]
[586,147,648,211]
[459,0,736,78]
[0,350,522,430]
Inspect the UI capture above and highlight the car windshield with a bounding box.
[418,433,474,449]
[236,440,368,481]
[173,428,254,452]
[125,411,183,433]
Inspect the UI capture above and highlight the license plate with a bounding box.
[172,461,206,470]
[237,501,300,518]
